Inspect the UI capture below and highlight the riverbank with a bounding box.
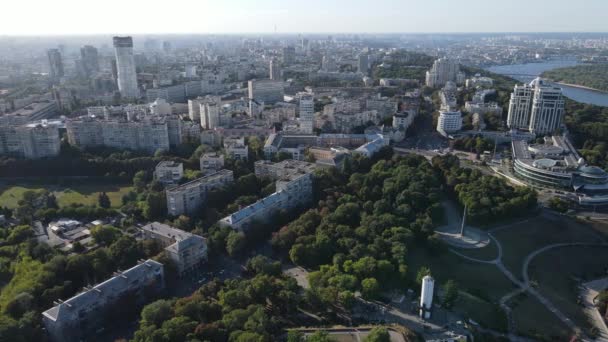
[554,82,608,94]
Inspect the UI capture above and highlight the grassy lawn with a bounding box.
[493,213,606,280]
[510,293,571,341]
[451,238,499,261]
[453,291,508,332]
[0,182,133,208]
[529,245,608,336]
[408,247,515,302]
[407,247,514,331]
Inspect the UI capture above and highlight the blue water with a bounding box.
[485,60,608,107]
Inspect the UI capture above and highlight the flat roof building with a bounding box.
[42,259,164,342]
[166,169,234,216]
[141,222,207,275]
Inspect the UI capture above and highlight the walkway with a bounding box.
[449,218,608,339]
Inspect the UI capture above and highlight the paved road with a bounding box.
[450,217,608,339]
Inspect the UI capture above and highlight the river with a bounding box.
[485,59,608,107]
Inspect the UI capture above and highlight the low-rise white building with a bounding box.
[219,161,314,232]
[199,152,225,175]
[141,222,207,275]
[166,169,234,216]
[154,161,183,186]
[436,110,463,134]
[224,137,249,161]
[42,260,164,342]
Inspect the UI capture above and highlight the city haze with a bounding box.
[1,0,608,35]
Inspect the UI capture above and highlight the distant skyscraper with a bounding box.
[47,49,64,82]
[507,78,564,135]
[113,36,139,98]
[80,45,100,77]
[282,46,296,65]
[321,54,337,72]
[269,58,282,80]
[358,53,369,74]
[298,92,314,134]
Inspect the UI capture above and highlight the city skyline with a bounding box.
[2,0,608,35]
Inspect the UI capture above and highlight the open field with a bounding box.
[408,248,515,302]
[510,293,571,340]
[529,245,608,336]
[407,247,513,331]
[0,182,133,208]
[453,292,507,332]
[451,238,499,261]
[493,213,606,280]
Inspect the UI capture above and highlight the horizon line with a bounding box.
[2,31,608,38]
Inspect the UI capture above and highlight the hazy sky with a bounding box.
[2,0,607,35]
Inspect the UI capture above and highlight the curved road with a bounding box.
[451,228,608,338]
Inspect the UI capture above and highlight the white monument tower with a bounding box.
[420,275,435,319]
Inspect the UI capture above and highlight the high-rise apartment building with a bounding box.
[425,58,460,88]
[507,78,565,135]
[113,36,139,98]
[269,58,282,80]
[0,124,61,159]
[200,101,220,129]
[80,45,100,77]
[298,92,314,134]
[248,79,284,104]
[358,53,369,74]
[507,84,534,130]
[47,49,64,82]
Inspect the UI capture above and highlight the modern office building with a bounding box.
[282,46,296,65]
[425,58,460,88]
[154,161,184,186]
[47,49,64,82]
[512,135,608,194]
[220,160,315,231]
[141,222,207,275]
[80,45,99,77]
[248,79,284,104]
[113,36,139,98]
[269,58,282,80]
[42,259,164,342]
[507,78,564,135]
[436,110,463,134]
[165,169,234,216]
[357,53,369,73]
[298,92,314,134]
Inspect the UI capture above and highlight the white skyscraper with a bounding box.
[425,58,460,88]
[298,92,314,134]
[113,36,139,98]
[507,83,534,130]
[529,79,565,135]
[507,78,564,135]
